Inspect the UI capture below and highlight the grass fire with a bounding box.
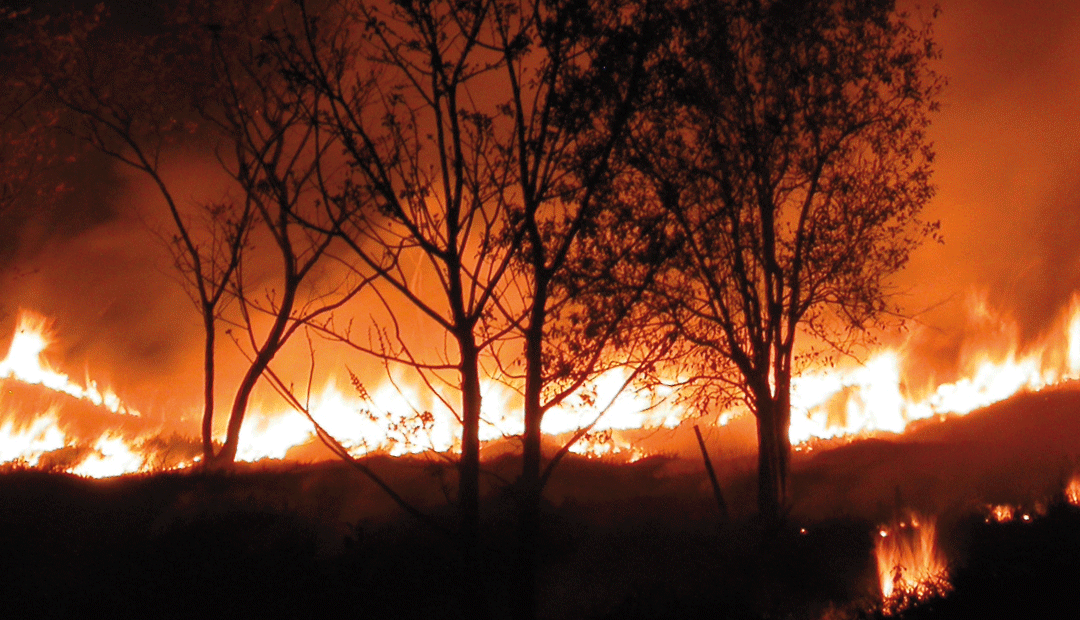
[3,0,1080,618]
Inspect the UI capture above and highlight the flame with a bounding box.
[790,292,1080,444]
[875,512,949,608]
[235,367,677,463]
[1067,476,1080,506]
[70,433,146,478]
[0,311,147,477]
[985,504,1015,523]
[0,313,137,416]
[0,410,67,467]
[5,288,1080,476]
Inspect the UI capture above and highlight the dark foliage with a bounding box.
[0,463,875,620]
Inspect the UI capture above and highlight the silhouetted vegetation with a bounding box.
[5,451,1080,620]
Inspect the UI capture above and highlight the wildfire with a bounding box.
[790,292,1080,444]
[0,313,154,476]
[0,313,135,416]
[71,433,146,478]
[0,411,66,467]
[1067,476,1080,506]
[3,289,1080,477]
[875,512,950,609]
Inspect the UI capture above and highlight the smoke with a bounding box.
[894,0,1080,373]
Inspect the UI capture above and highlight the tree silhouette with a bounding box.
[27,3,366,466]
[0,6,72,239]
[629,0,942,521]
[264,1,667,616]
[24,5,249,463]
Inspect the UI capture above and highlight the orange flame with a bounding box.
[985,504,1015,523]
[790,292,1080,444]
[1067,476,1080,506]
[0,410,66,467]
[0,312,146,477]
[4,289,1080,475]
[0,313,136,416]
[70,433,146,478]
[875,512,949,608]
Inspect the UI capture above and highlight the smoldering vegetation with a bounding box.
[4,384,1080,619]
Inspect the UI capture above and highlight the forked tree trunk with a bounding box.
[211,277,298,467]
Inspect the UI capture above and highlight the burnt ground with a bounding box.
[4,385,1080,619]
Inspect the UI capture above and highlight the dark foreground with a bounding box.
[0,458,866,620]
[4,454,1080,620]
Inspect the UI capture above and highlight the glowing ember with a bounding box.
[985,504,1015,523]
[875,512,950,609]
[566,430,648,461]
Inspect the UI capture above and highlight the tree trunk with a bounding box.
[753,377,793,524]
[755,404,784,522]
[517,290,547,620]
[200,307,216,464]
[212,350,272,465]
[456,332,491,619]
[458,335,483,547]
[212,279,298,467]
[774,379,792,500]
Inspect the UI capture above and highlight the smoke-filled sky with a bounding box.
[886,0,1080,388]
[2,0,1080,424]
[904,0,1080,328]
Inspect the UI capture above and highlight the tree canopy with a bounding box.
[628,0,943,520]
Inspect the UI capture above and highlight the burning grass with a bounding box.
[7,302,1080,617]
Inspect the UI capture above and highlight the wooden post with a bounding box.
[694,424,729,522]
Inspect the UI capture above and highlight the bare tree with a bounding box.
[269,0,506,554]
[265,2,668,616]
[629,0,943,522]
[27,2,365,466]
[24,5,251,463]
[481,5,673,617]
[195,5,373,466]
